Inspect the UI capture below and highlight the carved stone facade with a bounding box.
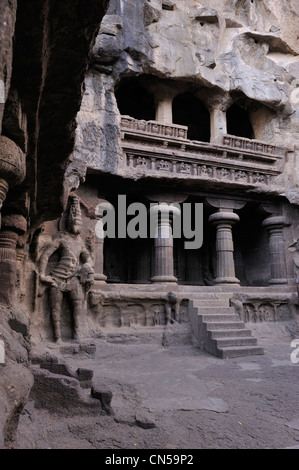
[25,0,299,344]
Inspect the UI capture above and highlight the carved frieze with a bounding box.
[230,294,295,323]
[125,153,274,187]
[121,117,284,190]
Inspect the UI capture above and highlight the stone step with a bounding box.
[188,295,264,359]
[213,336,258,348]
[188,293,233,300]
[208,328,252,339]
[200,313,240,322]
[192,300,230,308]
[196,306,235,315]
[218,346,265,359]
[205,321,246,330]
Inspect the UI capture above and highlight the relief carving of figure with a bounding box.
[39,193,94,343]
[164,291,180,324]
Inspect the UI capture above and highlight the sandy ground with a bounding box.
[15,321,299,449]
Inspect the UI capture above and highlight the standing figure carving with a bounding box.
[39,193,94,343]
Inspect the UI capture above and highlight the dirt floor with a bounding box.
[15,321,299,449]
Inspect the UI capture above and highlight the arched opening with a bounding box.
[227,103,254,139]
[115,77,156,121]
[172,92,210,142]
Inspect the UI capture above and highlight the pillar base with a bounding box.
[94,273,107,282]
[214,277,240,285]
[150,275,178,283]
[269,278,288,285]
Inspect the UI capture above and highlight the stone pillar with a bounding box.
[210,106,227,144]
[262,216,288,285]
[0,136,25,226]
[154,88,177,124]
[209,211,240,284]
[150,202,180,283]
[155,96,173,124]
[94,214,107,283]
[205,93,232,145]
[0,214,27,305]
[207,197,246,285]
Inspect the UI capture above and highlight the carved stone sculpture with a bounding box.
[164,291,180,323]
[39,194,94,343]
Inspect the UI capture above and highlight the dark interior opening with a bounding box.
[172,92,210,142]
[115,78,156,121]
[227,103,254,139]
[233,204,270,286]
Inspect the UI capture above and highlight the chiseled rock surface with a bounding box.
[70,0,299,194]
[0,306,33,449]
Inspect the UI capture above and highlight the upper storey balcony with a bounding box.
[115,76,286,192]
[120,115,286,191]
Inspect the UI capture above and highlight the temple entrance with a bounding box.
[102,194,272,287]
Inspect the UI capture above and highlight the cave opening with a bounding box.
[227,103,254,139]
[172,92,210,142]
[115,77,156,121]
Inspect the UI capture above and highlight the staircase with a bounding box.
[188,291,264,359]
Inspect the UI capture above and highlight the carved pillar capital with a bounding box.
[203,92,233,113]
[0,136,26,226]
[206,197,246,212]
[209,211,240,226]
[262,215,288,230]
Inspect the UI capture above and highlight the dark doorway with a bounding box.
[227,103,254,139]
[115,78,156,121]
[172,92,210,142]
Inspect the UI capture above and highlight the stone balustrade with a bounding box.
[120,117,285,189]
[121,115,188,140]
[222,135,285,158]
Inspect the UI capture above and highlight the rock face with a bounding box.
[0,306,33,448]
[69,0,299,190]
[0,0,109,449]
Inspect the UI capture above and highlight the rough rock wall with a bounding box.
[69,0,299,200]
[0,0,109,448]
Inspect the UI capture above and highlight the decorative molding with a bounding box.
[120,117,285,190]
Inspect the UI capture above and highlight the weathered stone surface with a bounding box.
[0,0,17,133]
[135,413,157,429]
[0,305,33,448]
[0,136,25,186]
[30,366,103,416]
[1,0,299,451]
[76,368,94,389]
[0,0,109,449]
[91,382,114,415]
[69,0,299,200]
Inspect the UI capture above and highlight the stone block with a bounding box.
[91,382,114,415]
